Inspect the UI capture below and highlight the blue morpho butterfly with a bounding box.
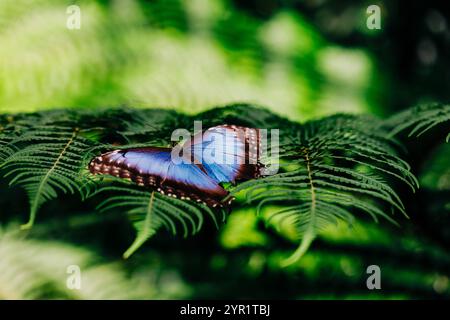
[89,125,263,207]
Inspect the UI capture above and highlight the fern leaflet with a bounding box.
[0,125,97,228]
[386,103,450,141]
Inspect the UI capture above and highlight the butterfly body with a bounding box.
[89,125,262,206]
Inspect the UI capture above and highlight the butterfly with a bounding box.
[89,125,263,207]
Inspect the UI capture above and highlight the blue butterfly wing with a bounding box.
[191,125,261,184]
[90,147,228,205]
[88,125,262,205]
[165,159,228,204]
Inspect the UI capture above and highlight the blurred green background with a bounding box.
[0,0,449,299]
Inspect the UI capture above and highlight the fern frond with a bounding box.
[386,102,450,141]
[196,103,295,128]
[0,125,98,229]
[118,108,187,145]
[92,182,224,259]
[0,105,423,261]
[0,113,42,162]
[0,126,17,162]
[232,114,416,265]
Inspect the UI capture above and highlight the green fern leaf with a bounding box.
[0,104,423,261]
[92,182,224,258]
[232,114,417,265]
[0,125,97,229]
[386,102,450,140]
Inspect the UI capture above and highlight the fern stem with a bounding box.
[123,191,156,259]
[282,151,316,266]
[282,228,315,267]
[21,129,79,230]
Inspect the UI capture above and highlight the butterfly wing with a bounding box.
[89,147,229,206]
[190,125,262,184]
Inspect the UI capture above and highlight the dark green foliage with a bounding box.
[232,113,417,264]
[92,181,224,258]
[1,103,447,261]
[385,102,450,142]
[0,109,116,229]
